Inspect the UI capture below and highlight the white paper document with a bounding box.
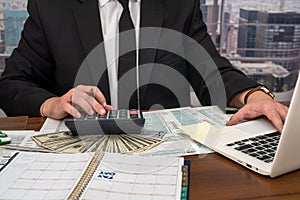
[141,107,229,156]
[0,130,39,170]
[39,118,68,133]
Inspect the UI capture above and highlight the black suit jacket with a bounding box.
[0,0,258,116]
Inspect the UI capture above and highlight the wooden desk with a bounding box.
[1,117,300,200]
[0,116,46,131]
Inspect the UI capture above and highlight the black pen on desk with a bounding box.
[0,145,57,153]
[0,152,19,172]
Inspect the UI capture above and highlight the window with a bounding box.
[202,0,300,101]
[0,0,28,75]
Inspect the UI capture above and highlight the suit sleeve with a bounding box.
[185,0,259,106]
[0,0,56,116]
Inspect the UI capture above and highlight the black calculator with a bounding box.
[64,109,145,135]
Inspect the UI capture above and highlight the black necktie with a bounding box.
[118,0,138,109]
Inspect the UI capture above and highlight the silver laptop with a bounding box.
[200,72,300,178]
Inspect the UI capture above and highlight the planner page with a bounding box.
[81,153,184,200]
[0,152,93,200]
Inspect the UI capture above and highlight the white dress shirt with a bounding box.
[99,0,141,109]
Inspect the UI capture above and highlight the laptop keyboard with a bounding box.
[226,132,281,163]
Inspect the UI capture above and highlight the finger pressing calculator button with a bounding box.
[87,115,96,119]
[64,109,145,135]
[98,115,107,120]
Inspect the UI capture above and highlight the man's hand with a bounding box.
[40,85,112,119]
[226,90,288,132]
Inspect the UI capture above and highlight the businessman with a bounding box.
[0,0,288,131]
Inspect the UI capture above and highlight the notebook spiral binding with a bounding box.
[67,149,105,200]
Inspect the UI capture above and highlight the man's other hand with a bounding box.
[227,89,288,132]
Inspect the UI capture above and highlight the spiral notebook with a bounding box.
[0,151,186,200]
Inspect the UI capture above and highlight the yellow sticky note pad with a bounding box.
[180,122,223,143]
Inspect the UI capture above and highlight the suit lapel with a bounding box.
[72,0,111,103]
[140,0,163,64]
[139,0,164,107]
[73,0,103,56]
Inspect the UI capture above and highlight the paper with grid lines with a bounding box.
[0,152,183,200]
[81,153,183,200]
[0,152,93,199]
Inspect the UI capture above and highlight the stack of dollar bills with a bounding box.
[31,131,163,154]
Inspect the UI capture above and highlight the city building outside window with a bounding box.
[202,0,300,101]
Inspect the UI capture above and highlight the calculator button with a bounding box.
[97,115,107,120]
[119,109,128,119]
[130,109,139,118]
[129,109,138,114]
[87,115,96,119]
[130,114,138,118]
[109,110,118,119]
